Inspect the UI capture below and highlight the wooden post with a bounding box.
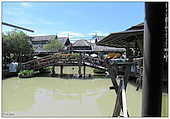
[142,2,166,116]
[52,65,55,75]
[113,80,123,117]
[78,65,82,77]
[78,53,82,77]
[121,79,128,117]
[60,65,63,76]
[83,63,86,79]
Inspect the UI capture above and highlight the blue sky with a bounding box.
[2,2,144,42]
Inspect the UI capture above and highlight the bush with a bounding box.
[18,70,34,78]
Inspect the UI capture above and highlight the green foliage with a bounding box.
[71,53,80,57]
[2,30,34,60]
[44,38,64,52]
[18,70,34,77]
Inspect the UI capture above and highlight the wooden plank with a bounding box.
[113,80,123,117]
[122,79,128,117]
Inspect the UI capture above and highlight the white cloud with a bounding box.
[20,2,32,7]
[57,32,86,38]
[88,31,109,36]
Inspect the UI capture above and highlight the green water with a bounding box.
[2,77,168,117]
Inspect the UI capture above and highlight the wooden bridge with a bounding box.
[21,54,108,71]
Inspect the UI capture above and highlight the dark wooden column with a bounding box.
[83,63,86,79]
[52,65,55,75]
[60,65,63,76]
[142,2,166,117]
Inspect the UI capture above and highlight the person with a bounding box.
[9,60,18,73]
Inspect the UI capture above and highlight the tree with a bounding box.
[2,30,34,67]
[43,38,64,76]
[43,38,64,52]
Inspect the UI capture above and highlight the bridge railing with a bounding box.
[21,54,110,70]
[21,54,83,70]
[83,56,109,68]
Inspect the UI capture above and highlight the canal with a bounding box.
[2,66,168,117]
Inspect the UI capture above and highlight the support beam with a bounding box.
[2,22,34,32]
[142,2,166,117]
[60,65,63,76]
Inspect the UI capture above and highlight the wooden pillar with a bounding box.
[60,65,63,76]
[83,63,86,79]
[78,65,81,77]
[142,2,166,117]
[78,52,82,77]
[52,65,55,75]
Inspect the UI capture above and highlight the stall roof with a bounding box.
[96,23,144,48]
[91,43,125,52]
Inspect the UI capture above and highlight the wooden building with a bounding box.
[30,35,71,55]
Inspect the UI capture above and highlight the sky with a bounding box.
[2,2,144,42]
